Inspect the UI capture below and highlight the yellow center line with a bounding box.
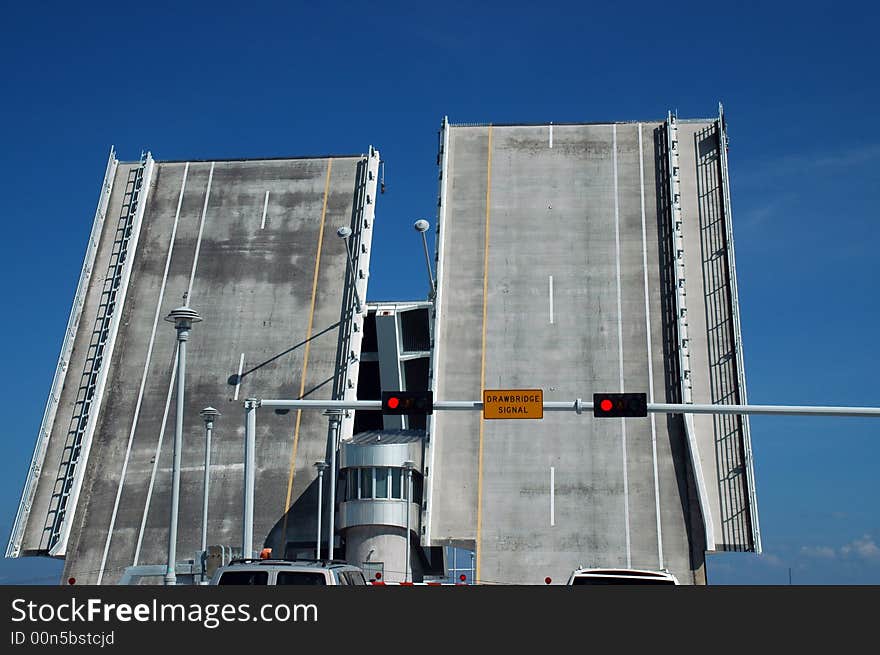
[476,126,493,583]
[281,159,333,542]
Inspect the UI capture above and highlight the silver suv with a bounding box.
[210,559,368,586]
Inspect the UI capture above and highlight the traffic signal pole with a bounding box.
[254,397,880,418]
[241,397,880,559]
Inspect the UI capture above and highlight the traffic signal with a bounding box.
[593,392,648,418]
[381,390,433,415]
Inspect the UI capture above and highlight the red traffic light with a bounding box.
[381,391,433,415]
[593,393,648,418]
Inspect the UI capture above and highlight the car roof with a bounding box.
[220,559,360,570]
[569,568,679,579]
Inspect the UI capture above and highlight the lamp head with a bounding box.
[164,306,202,329]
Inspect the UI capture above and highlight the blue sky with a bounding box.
[1,0,877,584]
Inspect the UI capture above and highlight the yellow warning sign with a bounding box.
[482,389,544,420]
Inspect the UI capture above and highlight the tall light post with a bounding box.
[314,461,328,560]
[402,460,415,582]
[242,398,258,559]
[413,219,435,299]
[199,407,220,554]
[163,306,201,585]
[323,409,344,560]
[335,226,364,314]
[333,226,359,561]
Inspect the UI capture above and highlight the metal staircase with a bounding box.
[42,158,148,551]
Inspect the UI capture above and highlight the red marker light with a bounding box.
[545,577,552,585]
[375,572,382,580]
[382,390,433,415]
[593,392,648,418]
[68,577,76,585]
[459,574,467,582]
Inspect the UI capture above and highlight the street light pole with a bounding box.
[314,461,328,560]
[413,219,435,299]
[335,226,364,314]
[243,398,257,559]
[402,460,415,582]
[163,306,202,586]
[323,409,343,560]
[200,407,220,553]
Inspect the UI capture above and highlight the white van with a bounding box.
[566,568,680,585]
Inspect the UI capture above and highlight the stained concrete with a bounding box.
[12,153,378,583]
[427,119,756,585]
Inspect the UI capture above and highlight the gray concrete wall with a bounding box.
[428,119,755,584]
[14,153,377,583]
